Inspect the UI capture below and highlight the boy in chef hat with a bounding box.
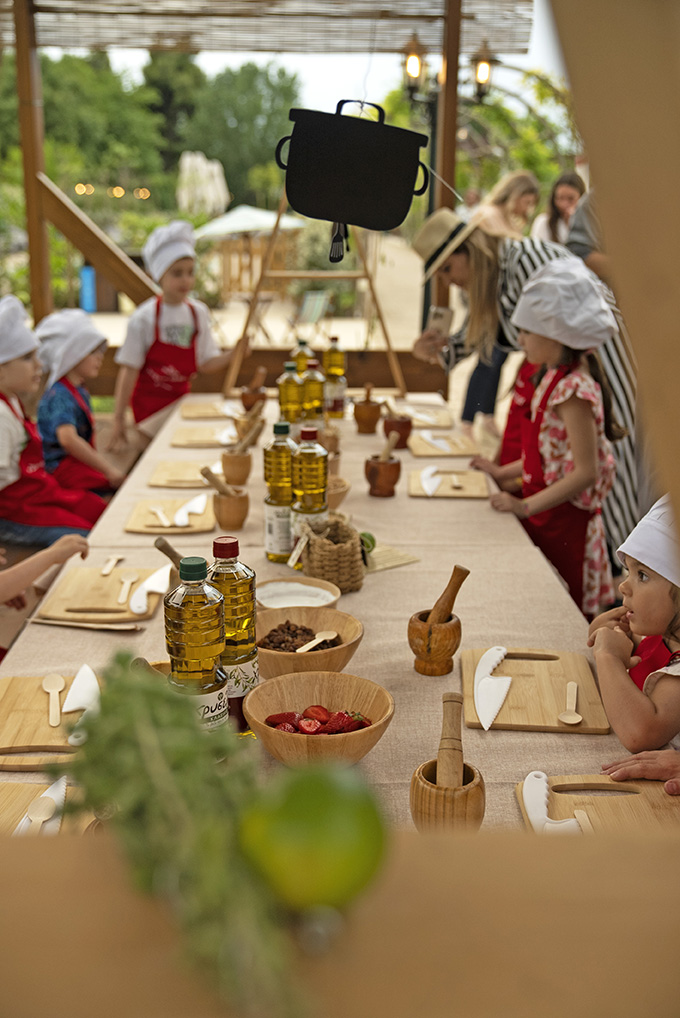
[0,296,105,546]
[36,309,124,494]
[109,220,239,450]
[588,494,680,752]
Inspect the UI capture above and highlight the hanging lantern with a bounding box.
[471,39,499,101]
[402,33,428,100]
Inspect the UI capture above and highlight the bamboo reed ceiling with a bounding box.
[0,1,532,55]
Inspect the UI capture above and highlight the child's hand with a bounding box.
[587,605,631,646]
[106,421,129,453]
[469,455,498,478]
[591,625,640,668]
[0,548,6,568]
[50,535,89,564]
[489,491,523,515]
[105,466,126,489]
[602,749,680,792]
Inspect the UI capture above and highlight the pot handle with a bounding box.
[413,161,429,196]
[275,134,291,170]
[335,99,385,123]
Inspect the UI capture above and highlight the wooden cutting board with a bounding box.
[148,460,223,488]
[170,425,237,448]
[180,399,239,420]
[408,469,489,498]
[0,781,93,834]
[38,566,164,623]
[0,670,98,770]
[515,773,680,834]
[388,402,453,429]
[125,498,216,535]
[407,431,479,456]
[461,647,610,734]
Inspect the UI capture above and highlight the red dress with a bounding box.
[628,635,674,691]
[51,377,110,492]
[130,297,198,423]
[0,394,104,530]
[499,357,537,466]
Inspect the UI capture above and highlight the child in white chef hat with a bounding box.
[36,309,124,493]
[109,220,239,450]
[588,494,680,753]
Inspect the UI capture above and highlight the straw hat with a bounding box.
[618,494,680,588]
[412,207,479,281]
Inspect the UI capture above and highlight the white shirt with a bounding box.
[114,297,221,371]
[643,658,680,750]
[530,213,571,246]
[0,397,27,490]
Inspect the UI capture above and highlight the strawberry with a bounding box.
[266,711,302,728]
[302,705,331,723]
[318,711,352,735]
[298,717,322,734]
[274,722,298,733]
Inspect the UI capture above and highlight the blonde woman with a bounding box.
[469,169,540,240]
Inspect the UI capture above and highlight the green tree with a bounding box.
[181,62,300,205]
[142,52,207,172]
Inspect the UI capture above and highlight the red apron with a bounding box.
[51,378,110,492]
[499,357,537,466]
[628,635,675,691]
[0,394,104,529]
[520,361,592,613]
[130,297,198,423]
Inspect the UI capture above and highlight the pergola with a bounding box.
[1,0,533,322]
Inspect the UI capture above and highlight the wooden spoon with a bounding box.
[295,630,338,654]
[427,564,470,625]
[436,692,465,789]
[42,673,65,727]
[117,572,138,606]
[558,681,583,725]
[26,795,56,835]
[149,505,172,528]
[101,554,123,576]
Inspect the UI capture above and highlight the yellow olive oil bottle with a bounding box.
[263,421,297,563]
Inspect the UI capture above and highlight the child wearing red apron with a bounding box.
[0,297,105,546]
[588,495,680,753]
[36,309,124,494]
[108,220,237,452]
[470,260,623,618]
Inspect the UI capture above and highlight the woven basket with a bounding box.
[300,513,364,593]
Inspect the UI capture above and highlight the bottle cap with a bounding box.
[212,536,239,559]
[273,421,290,435]
[300,427,318,441]
[284,361,296,370]
[306,359,320,369]
[179,556,207,580]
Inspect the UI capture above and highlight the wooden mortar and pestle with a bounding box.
[201,466,249,530]
[353,383,382,434]
[153,536,183,589]
[235,398,265,441]
[365,430,401,497]
[407,564,470,675]
[222,419,263,486]
[409,691,485,833]
[240,365,268,412]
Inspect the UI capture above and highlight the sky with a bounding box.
[103,0,567,113]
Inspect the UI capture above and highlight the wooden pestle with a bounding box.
[233,416,264,453]
[153,536,183,570]
[427,564,470,625]
[378,430,400,462]
[131,657,167,680]
[243,398,265,421]
[361,382,375,404]
[436,692,465,789]
[200,465,239,497]
[246,365,267,391]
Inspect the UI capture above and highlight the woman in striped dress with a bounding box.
[411,207,638,552]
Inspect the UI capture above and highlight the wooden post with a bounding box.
[434,0,462,307]
[352,228,407,396]
[13,0,51,323]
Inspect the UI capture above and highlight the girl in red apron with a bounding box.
[108,221,237,452]
[470,260,624,618]
[36,309,124,494]
[0,296,105,546]
[588,495,680,752]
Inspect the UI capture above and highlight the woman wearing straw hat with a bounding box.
[411,206,638,553]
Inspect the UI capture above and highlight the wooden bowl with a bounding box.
[243,670,394,766]
[213,490,249,529]
[256,606,363,679]
[327,476,350,510]
[256,576,341,610]
[222,450,252,486]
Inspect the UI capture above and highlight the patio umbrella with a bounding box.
[195,205,305,241]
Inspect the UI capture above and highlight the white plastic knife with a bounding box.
[420,429,451,453]
[62,663,101,747]
[473,645,512,731]
[522,771,582,835]
[173,493,208,527]
[12,776,67,837]
[420,465,442,497]
[217,424,237,445]
[129,563,173,616]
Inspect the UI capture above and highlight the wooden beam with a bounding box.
[434,0,461,305]
[37,173,159,305]
[352,228,407,396]
[13,0,51,323]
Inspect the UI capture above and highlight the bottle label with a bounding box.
[191,688,230,730]
[222,657,259,699]
[265,503,293,556]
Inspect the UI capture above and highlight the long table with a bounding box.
[0,393,627,829]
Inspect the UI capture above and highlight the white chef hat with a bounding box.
[510,259,617,350]
[142,220,195,282]
[617,495,680,588]
[36,309,107,389]
[0,295,39,365]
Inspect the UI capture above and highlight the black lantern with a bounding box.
[471,39,499,101]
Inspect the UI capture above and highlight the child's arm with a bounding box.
[592,626,680,752]
[107,365,139,452]
[0,535,89,605]
[469,456,522,483]
[56,425,125,488]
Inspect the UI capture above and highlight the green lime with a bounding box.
[360,532,376,554]
[239,766,386,910]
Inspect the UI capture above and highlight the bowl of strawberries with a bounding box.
[242,670,394,766]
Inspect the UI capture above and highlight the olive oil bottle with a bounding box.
[290,337,310,374]
[164,556,228,730]
[301,358,325,425]
[263,421,297,563]
[290,426,329,561]
[277,361,303,427]
[322,335,346,377]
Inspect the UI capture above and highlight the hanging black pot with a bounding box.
[275,100,429,232]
